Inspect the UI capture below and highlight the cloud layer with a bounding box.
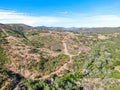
[0,10,71,26]
[0,10,120,27]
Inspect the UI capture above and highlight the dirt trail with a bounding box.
[37,39,81,80]
[4,34,81,80]
[63,40,81,57]
[63,41,69,55]
[5,35,71,80]
[37,41,71,80]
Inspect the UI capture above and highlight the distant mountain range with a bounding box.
[1,23,120,31]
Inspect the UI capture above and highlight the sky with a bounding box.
[0,0,120,27]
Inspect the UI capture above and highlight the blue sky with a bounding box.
[0,0,120,27]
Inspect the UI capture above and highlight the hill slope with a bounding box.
[0,24,120,90]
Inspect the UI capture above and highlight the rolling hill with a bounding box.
[0,23,120,90]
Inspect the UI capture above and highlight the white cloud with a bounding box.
[0,10,71,26]
[71,15,120,27]
[93,15,120,21]
[0,9,120,27]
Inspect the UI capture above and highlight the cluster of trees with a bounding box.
[83,41,113,78]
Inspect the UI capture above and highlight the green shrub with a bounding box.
[111,70,120,79]
[28,54,69,75]
[0,47,8,66]
[23,80,48,90]
[28,48,38,53]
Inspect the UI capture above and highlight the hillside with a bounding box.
[0,24,120,90]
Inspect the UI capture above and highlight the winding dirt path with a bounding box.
[37,41,72,80]
[3,31,81,80]
[37,39,81,80]
[63,41,69,55]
